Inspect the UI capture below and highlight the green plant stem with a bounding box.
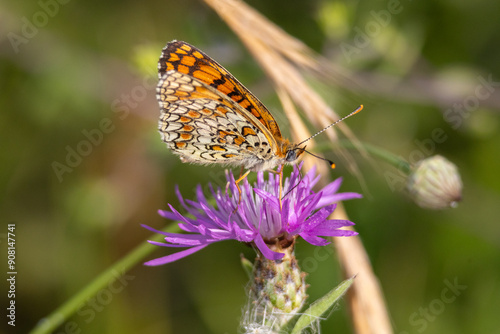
[316,140,411,174]
[30,224,180,334]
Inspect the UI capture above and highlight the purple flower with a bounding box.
[143,164,362,266]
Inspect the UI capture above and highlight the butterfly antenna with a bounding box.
[282,173,303,200]
[297,105,363,147]
[298,147,337,169]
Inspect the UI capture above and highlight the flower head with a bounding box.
[407,155,463,210]
[143,164,361,266]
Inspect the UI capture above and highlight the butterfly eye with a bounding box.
[285,149,298,162]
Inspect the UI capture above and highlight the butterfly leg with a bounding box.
[278,167,283,210]
[226,167,248,202]
[234,169,251,205]
[227,169,250,214]
[266,165,284,210]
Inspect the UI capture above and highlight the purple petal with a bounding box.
[253,234,284,260]
[231,221,256,242]
[147,240,199,247]
[254,188,280,210]
[207,228,234,240]
[300,204,337,232]
[178,223,200,233]
[142,224,201,242]
[199,201,228,229]
[309,227,355,237]
[164,234,208,245]
[329,230,359,237]
[303,164,316,182]
[316,192,363,208]
[291,194,322,228]
[142,224,171,236]
[300,233,330,246]
[281,198,292,227]
[303,166,321,188]
[157,209,178,220]
[144,244,209,266]
[174,185,188,210]
[313,219,355,232]
[321,177,343,195]
[167,204,197,226]
[184,198,203,212]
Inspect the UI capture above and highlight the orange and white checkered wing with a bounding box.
[156,41,298,171]
[158,70,278,170]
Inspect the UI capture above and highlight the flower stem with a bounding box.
[29,224,180,334]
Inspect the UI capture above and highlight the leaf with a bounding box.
[290,276,355,334]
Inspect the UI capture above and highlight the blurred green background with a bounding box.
[1,0,500,333]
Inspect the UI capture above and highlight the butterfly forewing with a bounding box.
[157,60,277,169]
[156,40,298,171]
[158,41,282,139]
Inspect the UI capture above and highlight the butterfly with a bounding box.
[156,40,306,174]
[156,40,362,185]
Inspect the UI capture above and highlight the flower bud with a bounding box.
[407,155,463,209]
[242,245,307,332]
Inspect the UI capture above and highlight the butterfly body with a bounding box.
[156,40,303,171]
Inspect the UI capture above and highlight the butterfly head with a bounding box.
[285,145,336,169]
[285,145,305,164]
[281,137,332,168]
